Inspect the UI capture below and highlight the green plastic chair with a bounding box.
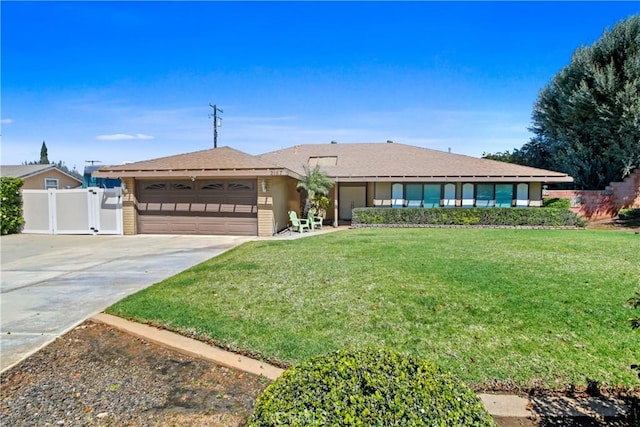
[288,211,310,233]
[308,212,323,230]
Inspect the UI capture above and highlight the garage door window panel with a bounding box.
[171,182,194,190]
[200,182,225,191]
[144,183,166,191]
[228,181,254,191]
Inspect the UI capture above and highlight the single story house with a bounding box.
[1,164,82,190]
[93,141,573,237]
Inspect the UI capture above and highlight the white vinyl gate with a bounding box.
[22,188,123,235]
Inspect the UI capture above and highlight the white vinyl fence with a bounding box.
[22,187,123,235]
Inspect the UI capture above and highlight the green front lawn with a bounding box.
[107,228,640,393]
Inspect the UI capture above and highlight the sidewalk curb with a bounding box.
[91,313,632,424]
[91,313,284,380]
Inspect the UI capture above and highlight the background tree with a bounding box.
[525,15,640,189]
[39,141,50,164]
[482,150,514,163]
[296,165,334,216]
[24,142,81,179]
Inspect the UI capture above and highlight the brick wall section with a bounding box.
[121,177,137,235]
[546,168,640,219]
[257,178,274,237]
[612,167,640,209]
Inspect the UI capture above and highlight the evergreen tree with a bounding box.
[526,15,640,189]
[39,141,49,164]
[24,141,81,179]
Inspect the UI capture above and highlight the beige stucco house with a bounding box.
[93,141,573,237]
[1,164,82,190]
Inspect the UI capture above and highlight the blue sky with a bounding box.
[2,1,638,172]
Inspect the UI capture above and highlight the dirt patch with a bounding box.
[587,217,640,232]
[0,321,269,426]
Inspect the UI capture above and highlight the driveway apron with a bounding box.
[0,234,249,372]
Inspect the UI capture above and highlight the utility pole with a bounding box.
[209,103,223,148]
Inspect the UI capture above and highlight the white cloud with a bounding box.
[96,133,154,141]
[135,133,154,140]
[1,118,14,125]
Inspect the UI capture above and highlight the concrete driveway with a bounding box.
[0,234,250,372]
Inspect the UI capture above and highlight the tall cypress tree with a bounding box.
[39,141,50,164]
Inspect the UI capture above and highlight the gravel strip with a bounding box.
[0,321,269,426]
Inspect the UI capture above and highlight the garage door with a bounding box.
[136,179,258,235]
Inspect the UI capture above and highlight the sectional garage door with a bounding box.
[136,179,258,235]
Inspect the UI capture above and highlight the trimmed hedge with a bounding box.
[352,207,586,228]
[0,177,24,235]
[543,197,571,209]
[249,348,496,426]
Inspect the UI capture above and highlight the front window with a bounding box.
[495,184,513,207]
[391,183,404,207]
[423,184,441,208]
[516,183,529,207]
[405,184,422,207]
[443,183,456,207]
[462,183,474,207]
[476,184,494,207]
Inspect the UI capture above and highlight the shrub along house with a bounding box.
[93,141,573,237]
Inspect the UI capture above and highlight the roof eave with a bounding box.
[333,175,574,183]
[92,168,301,179]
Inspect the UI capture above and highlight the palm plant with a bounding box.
[296,165,334,216]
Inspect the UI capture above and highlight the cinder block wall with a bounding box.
[546,169,640,219]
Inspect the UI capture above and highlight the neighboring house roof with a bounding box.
[0,164,82,183]
[258,142,574,183]
[93,146,297,179]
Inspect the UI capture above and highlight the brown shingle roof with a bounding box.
[93,142,573,183]
[93,146,295,179]
[1,164,57,178]
[0,164,82,183]
[258,142,573,183]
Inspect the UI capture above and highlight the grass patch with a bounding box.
[107,228,640,393]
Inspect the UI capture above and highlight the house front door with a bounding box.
[338,185,366,221]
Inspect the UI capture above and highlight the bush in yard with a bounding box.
[352,207,586,228]
[543,197,571,209]
[248,348,496,426]
[618,208,640,220]
[0,177,24,235]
